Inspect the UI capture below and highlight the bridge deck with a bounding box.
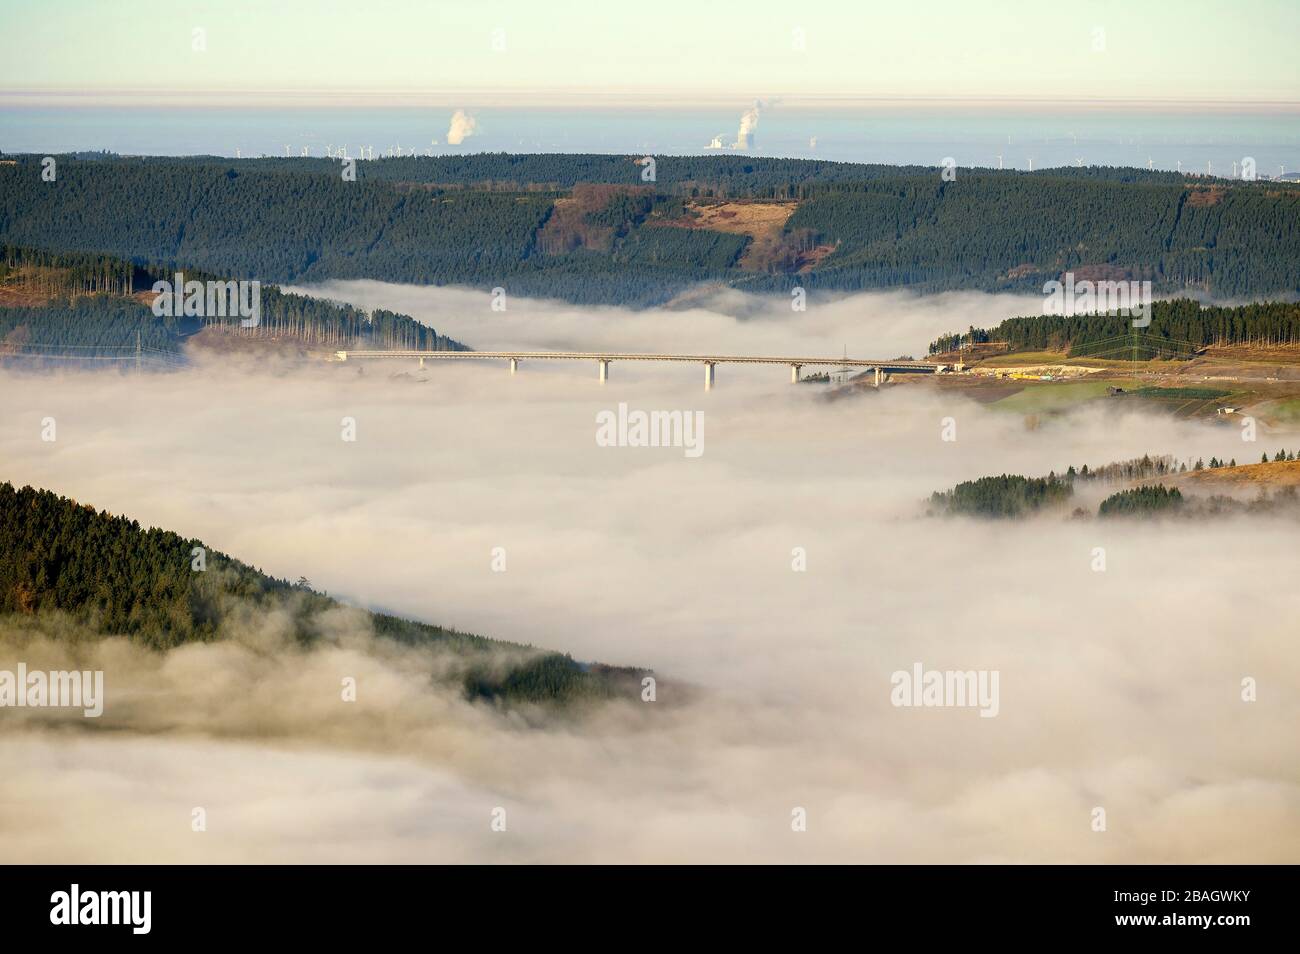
[334,350,940,370]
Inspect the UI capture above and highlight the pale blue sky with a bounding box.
[1,0,1296,105]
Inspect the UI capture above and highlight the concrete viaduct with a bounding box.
[332,350,960,390]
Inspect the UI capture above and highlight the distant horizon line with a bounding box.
[3,151,1294,181]
[3,88,1298,113]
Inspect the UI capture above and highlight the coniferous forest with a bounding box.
[0,481,635,704]
[2,154,1296,306]
[929,453,1300,520]
[928,474,1074,518]
[0,244,466,359]
[930,299,1300,357]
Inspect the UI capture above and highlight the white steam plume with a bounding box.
[733,101,762,150]
[446,110,478,146]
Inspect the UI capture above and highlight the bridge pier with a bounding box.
[599,359,610,384]
[418,357,425,369]
[704,362,716,392]
[790,364,802,384]
[874,366,881,388]
[509,357,518,375]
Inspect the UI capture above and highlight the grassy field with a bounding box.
[976,350,1070,368]
[1262,397,1300,423]
[972,351,1198,372]
[991,380,1114,412]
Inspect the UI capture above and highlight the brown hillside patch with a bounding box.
[741,229,834,272]
[792,243,838,272]
[1060,264,1147,284]
[651,200,819,271]
[1202,343,1300,363]
[536,184,651,254]
[536,196,613,253]
[1179,460,1300,487]
[0,283,56,307]
[685,200,796,238]
[1185,187,1225,207]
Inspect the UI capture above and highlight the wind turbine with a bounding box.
[284,144,291,157]
[1147,157,1153,170]
[1176,160,1182,173]
[1232,160,1238,177]
[996,154,1003,170]
[1075,157,1084,167]
[1207,160,1212,176]
[1028,156,1034,171]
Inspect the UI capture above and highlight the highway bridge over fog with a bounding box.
[332,350,961,390]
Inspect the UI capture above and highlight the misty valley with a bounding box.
[1,88,1297,878]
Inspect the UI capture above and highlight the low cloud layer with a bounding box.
[0,285,1297,862]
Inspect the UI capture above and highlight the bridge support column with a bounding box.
[599,359,610,384]
[790,364,802,384]
[419,357,425,369]
[874,366,881,388]
[704,362,716,392]
[509,357,518,375]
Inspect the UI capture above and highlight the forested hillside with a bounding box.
[0,245,465,360]
[2,154,1295,305]
[929,299,1300,358]
[0,480,635,704]
[928,474,1074,518]
[928,452,1300,520]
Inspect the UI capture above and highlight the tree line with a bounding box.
[928,474,1074,518]
[930,300,1300,356]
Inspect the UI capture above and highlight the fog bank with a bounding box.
[1,286,1296,863]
